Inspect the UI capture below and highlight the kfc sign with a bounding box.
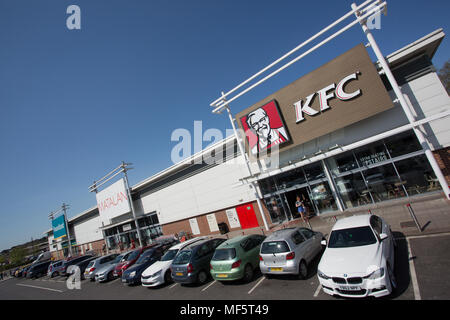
[240,100,290,156]
[293,72,361,123]
[236,44,394,158]
[96,178,131,225]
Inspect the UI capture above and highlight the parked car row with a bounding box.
[17,214,397,299]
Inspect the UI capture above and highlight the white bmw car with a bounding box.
[317,214,396,298]
[141,236,208,287]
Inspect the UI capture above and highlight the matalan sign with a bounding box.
[237,44,394,158]
[96,178,131,225]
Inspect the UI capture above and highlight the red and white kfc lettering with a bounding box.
[293,71,362,123]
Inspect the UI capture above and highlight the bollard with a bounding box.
[368,209,373,215]
[406,203,422,232]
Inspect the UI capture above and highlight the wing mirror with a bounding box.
[379,233,388,241]
[321,239,327,246]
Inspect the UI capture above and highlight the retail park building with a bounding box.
[44,29,450,259]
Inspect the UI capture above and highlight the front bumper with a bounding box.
[121,275,140,285]
[141,273,164,287]
[318,274,391,298]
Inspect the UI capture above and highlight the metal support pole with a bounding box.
[406,203,422,232]
[222,93,270,231]
[61,203,73,257]
[352,2,450,200]
[122,161,144,247]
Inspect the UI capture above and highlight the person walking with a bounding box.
[295,195,306,221]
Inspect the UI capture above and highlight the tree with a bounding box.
[9,247,27,265]
[437,60,450,95]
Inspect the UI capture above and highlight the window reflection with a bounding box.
[326,153,358,175]
[395,155,441,195]
[385,130,422,158]
[355,142,389,168]
[362,164,403,201]
[309,182,337,213]
[335,173,372,208]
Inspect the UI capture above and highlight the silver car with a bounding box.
[259,227,324,279]
[84,253,119,281]
[94,251,132,283]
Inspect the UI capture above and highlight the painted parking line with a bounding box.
[313,284,322,297]
[406,238,421,300]
[248,277,265,295]
[169,282,178,289]
[201,280,216,292]
[17,283,64,293]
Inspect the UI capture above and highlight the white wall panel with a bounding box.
[73,215,103,245]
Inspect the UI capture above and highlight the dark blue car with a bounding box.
[121,244,166,285]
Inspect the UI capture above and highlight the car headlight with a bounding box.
[151,270,162,278]
[364,267,384,280]
[130,271,136,277]
[317,270,331,280]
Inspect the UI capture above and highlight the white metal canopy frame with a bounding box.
[210,0,450,210]
[88,161,144,247]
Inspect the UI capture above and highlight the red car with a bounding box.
[113,245,156,278]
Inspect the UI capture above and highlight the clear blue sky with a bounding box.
[0,0,448,251]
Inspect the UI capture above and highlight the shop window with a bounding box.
[264,196,288,224]
[355,141,389,168]
[304,163,326,182]
[259,177,277,195]
[361,164,403,202]
[326,152,359,175]
[384,130,422,158]
[309,181,337,213]
[335,173,372,208]
[275,168,307,189]
[395,155,441,195]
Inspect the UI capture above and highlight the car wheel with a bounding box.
[107,271,114,281]
[197,270,208,285]
[298,260,308,280]
[164,270,172,284]
[243,264,254,283]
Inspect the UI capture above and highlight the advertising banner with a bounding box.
[225,208,241,229]
[206,213,219,232]
[236,44,394,158]
[96,178,131,226]
[189,218,200,235]
[52,214,68,240]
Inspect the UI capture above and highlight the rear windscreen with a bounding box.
[212,248,236,261]
[172,250,192,265]
[260,241,290,254]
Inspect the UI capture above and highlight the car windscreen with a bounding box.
[113,254,125,263]
[126,250,140,261]
[328,226,377,248]
[260,241,290,254]
[172,250,192,265]
[136,250,154,264]
[161,249,178,261]
[212,248,236,261]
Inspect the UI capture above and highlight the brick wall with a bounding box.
[161,200,276,238]
[433,146,450,185]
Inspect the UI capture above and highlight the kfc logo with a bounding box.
[240,100,290,156]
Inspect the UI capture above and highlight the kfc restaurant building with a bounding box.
[44,29,449,249]
[235,29,449,225]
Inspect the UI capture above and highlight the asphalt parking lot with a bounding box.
[1,232,449,300]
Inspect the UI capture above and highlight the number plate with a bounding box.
[176,272,183,276]
[269,267,283,272]
[217,274,228,278]
[339,285,361,291]
[121,279,127,283]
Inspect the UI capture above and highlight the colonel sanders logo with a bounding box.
[240,100,290,156]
